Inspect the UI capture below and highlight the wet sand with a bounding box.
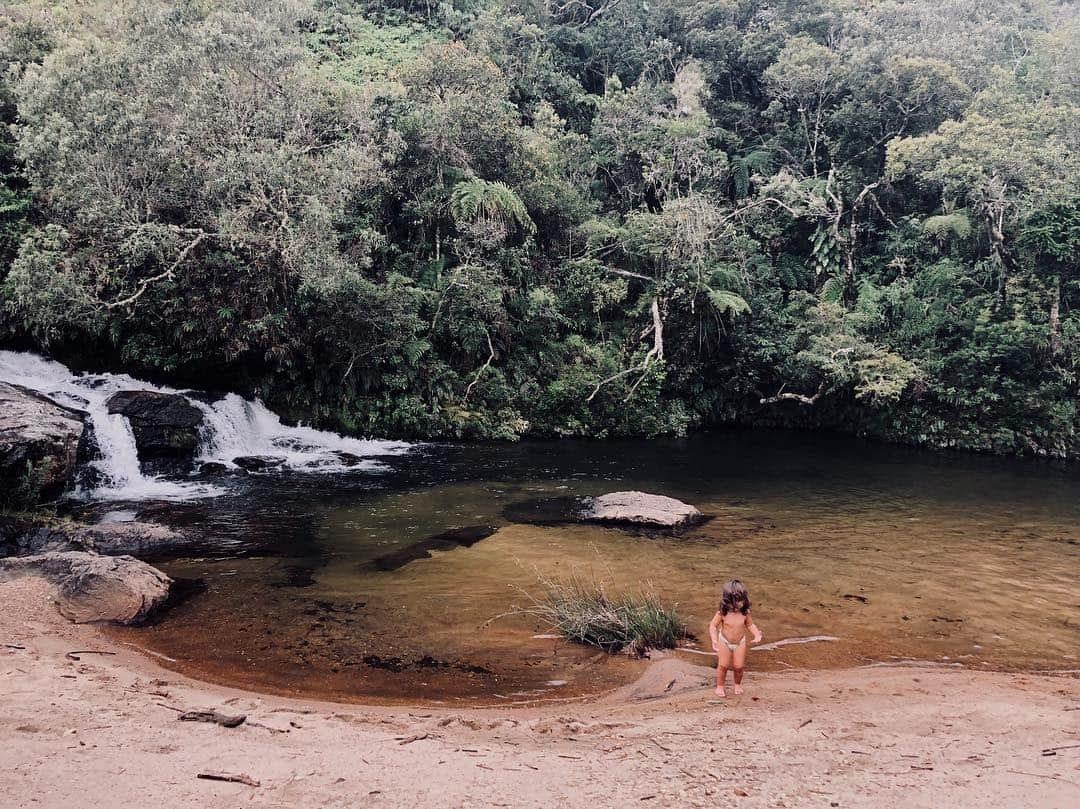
[3,578,1078,809]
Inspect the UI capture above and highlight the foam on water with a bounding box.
[0,350,411,501]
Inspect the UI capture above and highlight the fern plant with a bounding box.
[450,179,535,236]
[728,149,773,199]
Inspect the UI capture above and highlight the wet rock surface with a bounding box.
[233,455,287,471]
[73,521,195,557]
[105,390,204,459]
[0,381,87,500]
[0,550,172,624]
[0,518,197,559]
[0,523,83,557]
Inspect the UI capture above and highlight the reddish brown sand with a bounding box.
[1,577,1078,809]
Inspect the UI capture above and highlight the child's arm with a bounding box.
[745,612,763,644]
[708,612,722,651]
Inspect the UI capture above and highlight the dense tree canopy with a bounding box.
[1,0,1077,456]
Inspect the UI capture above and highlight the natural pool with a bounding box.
[93,430,1080,704]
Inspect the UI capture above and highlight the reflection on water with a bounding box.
[105,430,1080,703]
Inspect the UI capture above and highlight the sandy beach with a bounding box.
[2,577,1078,809]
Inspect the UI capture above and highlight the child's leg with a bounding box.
[731,642,748,694]
[715,644,732,697]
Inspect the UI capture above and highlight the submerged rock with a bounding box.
[198,461,229,475]
[105,389,204,459]
[0,381,87,501]
[233,455,287,471]
[0,550,172,624]
[372,525,499,571]
[503,491,706,531]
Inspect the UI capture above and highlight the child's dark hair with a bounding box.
[720,579,751,615]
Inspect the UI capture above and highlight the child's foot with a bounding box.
[714,686,726,697]
[732,684,744,695]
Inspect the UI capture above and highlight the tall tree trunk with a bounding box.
[1049,274,1062,358]
[987,207,1010,310]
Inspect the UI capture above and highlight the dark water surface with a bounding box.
[95,430,1080,704]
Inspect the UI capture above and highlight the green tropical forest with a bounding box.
[1,0,1077,456]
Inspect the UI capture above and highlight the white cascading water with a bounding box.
[0,350,411,501]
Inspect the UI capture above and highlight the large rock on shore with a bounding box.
[0,551,172,624]
[0,382,87,501]
[582,492,705,528]
[105,390,204,459]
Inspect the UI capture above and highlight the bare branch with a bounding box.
[463,332,496,404]
[104,230,208,310]
[586,298,664,403]
[759,381,827,406]
[604,268,654,282]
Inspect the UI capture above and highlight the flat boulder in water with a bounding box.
[0,550,172,625]
[503,491,705,531]
[584,492,704,528]
[0,381,87,501]
[106,390,203,459]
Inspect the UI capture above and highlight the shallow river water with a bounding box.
[95,430,1079,704]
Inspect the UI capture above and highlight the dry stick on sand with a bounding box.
[197,772,260,787]
[178,710,247,728]
[1042,744,1080,754]
[65,650,116,661]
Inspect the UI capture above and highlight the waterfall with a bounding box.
[195,393,408,472]
[0,350,411,501]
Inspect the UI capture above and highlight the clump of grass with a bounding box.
[522,574,688,657]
